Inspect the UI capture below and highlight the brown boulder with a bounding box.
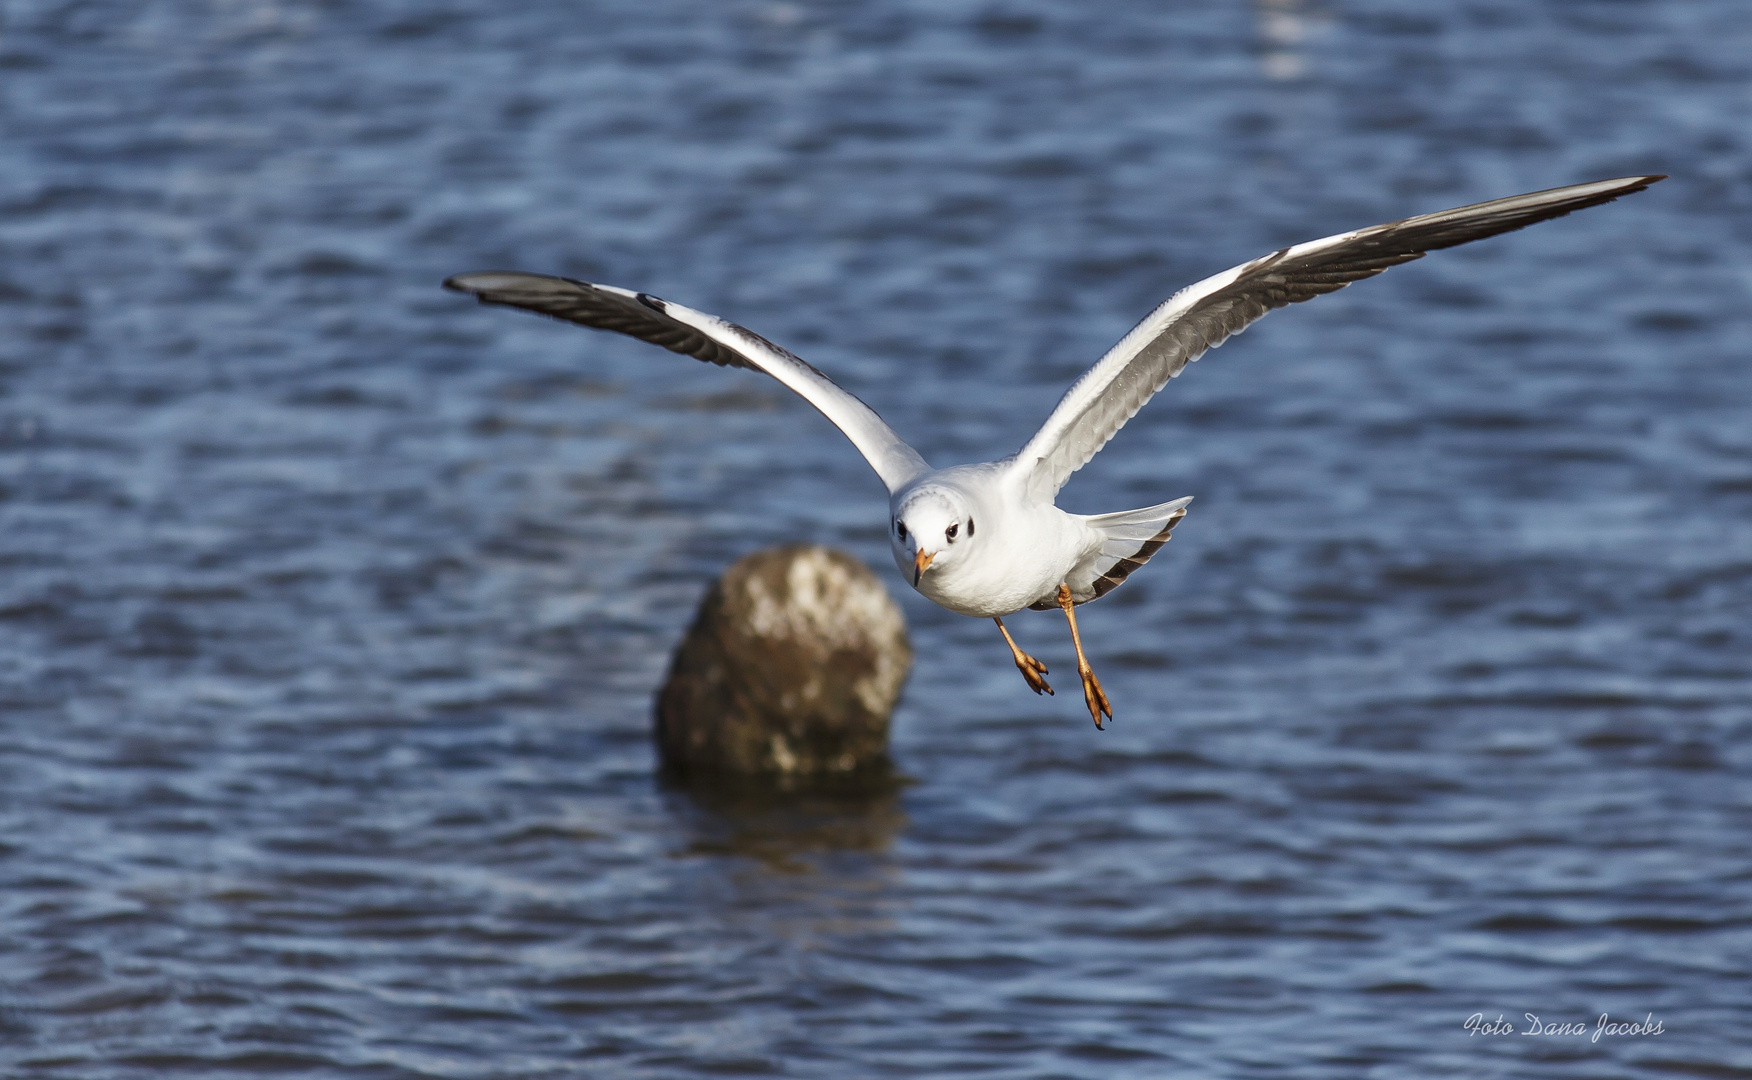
[655,545,911,788]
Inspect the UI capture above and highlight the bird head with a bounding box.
[891,487,977,587]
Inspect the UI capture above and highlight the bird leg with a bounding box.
[995,617,1052,696]
[1057,584,1112,729]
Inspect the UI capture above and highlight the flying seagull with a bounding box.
[446,174,1664,728]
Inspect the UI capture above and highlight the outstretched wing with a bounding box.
[1012,175,1666,497]
[444,272,931,493]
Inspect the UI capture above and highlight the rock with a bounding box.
[655,545,911,789]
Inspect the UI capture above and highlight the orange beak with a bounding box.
[913,549,934,586]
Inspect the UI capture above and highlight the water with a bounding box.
[1,1,1748,1076]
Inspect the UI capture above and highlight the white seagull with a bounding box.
[447,174,1664,728]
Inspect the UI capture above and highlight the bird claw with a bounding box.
[995,618,1053,696]
[1014,652,1053,696]
[1079,664,1112,729]
[1055,584,1113,730]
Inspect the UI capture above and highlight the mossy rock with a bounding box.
[655,545,911,790]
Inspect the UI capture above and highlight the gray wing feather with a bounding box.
[1015,175,1667,497]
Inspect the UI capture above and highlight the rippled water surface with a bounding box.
[2,1,1749,1076]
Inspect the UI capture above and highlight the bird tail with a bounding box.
[1031,496,1194,609]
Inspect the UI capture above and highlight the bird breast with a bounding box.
[913,504,1095,618]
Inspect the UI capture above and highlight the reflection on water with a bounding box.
[672,785,908,875]
[1258,0,1310,81]
[0,0,1745,1077]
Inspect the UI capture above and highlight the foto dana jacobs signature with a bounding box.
[1465,1012,1665,1044]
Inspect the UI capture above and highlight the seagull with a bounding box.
[446,174,1664,728]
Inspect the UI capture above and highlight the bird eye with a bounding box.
[895,521,907,540]
[945,523,958,541]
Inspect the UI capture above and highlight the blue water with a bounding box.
[1,1,1748,1076]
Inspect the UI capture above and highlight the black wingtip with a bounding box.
[1617,174,1668,195]
[443,271,586,307]
[1559,173,1669,215]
